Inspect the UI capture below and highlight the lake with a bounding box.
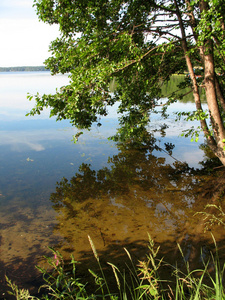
[0,72,224,296]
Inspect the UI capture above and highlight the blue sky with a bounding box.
[0,0,60,67]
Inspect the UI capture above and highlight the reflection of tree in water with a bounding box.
[49,132,225,290]
[51,133,195,218]
[50,132,212,263]
[161,75,206,103]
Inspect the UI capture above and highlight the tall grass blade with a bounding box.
[124,247,132,262]
[107,262,121,291]
[88,235,99,262]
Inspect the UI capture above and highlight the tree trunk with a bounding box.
[215,77,225,112]
[200,0,225,163]
[174,0,225,165]
[174,0,219,151]
[184,0,225,164]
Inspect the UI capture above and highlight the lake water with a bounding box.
[0,72,224,296]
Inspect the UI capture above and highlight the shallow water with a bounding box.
[0,72,224,297]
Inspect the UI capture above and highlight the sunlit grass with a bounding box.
[6,235,225,300]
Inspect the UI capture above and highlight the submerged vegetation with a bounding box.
[6,234,225,300]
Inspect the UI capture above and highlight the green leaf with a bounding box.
[28,0,225,165]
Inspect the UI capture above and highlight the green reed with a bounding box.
[6,235,225,300]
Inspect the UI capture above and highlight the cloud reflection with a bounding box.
[0,129,71,152]
[0,132,45,152]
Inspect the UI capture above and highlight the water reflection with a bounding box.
[49,136,224,279]
[0,72,224,296]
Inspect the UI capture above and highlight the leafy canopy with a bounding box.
[28,0,225,157]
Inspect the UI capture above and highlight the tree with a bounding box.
[28,0,225,165]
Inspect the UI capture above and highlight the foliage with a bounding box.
[6,236,225,299]
[27,0,225,164]
[6,276,37,300]
[196,204,225,231]
[173,238,225,300]
[35,249,93,300]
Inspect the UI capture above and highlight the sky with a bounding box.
[0,0,60,67]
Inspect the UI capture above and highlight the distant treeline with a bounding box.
[0,66,49,72]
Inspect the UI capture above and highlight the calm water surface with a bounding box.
[0,72,224,296]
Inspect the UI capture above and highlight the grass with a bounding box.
[6,235,225,300]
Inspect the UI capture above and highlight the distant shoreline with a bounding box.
[0,66,49,72]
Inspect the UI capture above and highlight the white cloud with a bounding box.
[0,0,60,67]
[0,19,59,66]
